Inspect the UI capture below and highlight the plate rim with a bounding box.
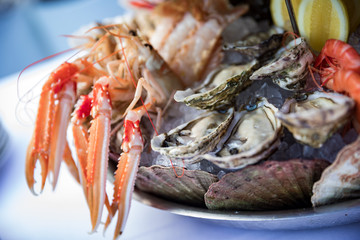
[133,189,360,229]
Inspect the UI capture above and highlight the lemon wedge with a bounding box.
[270,0,302,31]
[297,0,349,52]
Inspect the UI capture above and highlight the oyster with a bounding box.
[312,137,360,207]
[276,91,355,148]
[223,28,284,59]
[135,165,218,207]
[205,159,330,210]
[174,61,258,111]
[250,38,314,91]
[151,108,234,160]
[202,98,282,169]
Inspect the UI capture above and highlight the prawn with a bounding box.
[314,39,360,128]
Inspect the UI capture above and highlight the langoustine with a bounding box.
[25,23,183,239]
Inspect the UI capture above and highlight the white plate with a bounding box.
[133,189,360,230]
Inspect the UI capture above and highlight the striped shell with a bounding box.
[205,159,330,210]
[135,165,218,206]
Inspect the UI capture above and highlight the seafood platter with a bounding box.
[22,0,360,239]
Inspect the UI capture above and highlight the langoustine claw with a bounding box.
[25,62,78,193]
[86,77,112,230]
[105,105,146,238]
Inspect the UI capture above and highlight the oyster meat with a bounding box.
[250,38,314,91]
[135,165,218,207]
[276,91,355,148]
[174,61,258,111]
[151,108,234,160]
[205,159,330,210]
[312,137,360,206]
[202,98,282,169]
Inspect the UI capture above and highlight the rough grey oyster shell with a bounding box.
[174,61,258,111]
[202,98,282,169]
[135,165,218,207]
[223,28,284,59]
[151,108,234,160]
[312,137,360,207]
[250,38,314,91]
[276,91,355,148]
[204,159,330,210]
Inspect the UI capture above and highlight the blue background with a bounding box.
[0,0,125,78]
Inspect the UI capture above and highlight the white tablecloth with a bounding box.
[0,57,359,240]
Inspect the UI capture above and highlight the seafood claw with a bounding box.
[25,62,78,193]
[69,77,113,231]
[86,77,112,231]
[105,105,147,239]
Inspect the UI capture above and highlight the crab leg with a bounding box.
[25,62,78,193]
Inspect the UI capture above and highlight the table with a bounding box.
[0,56,359,240]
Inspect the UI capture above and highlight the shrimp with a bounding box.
[314,39,360,73]
[331,69,360,126]
[313,39,360,129]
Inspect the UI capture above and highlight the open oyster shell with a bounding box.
[205,159,330,210]
[202,98,282,169]
[174,61,258,111]
[312,137,360,207]
[135,165,218,207]
[276,91,355,148]
[250,38,314,91]
[223,27,284,59]
[151,108,234,160]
